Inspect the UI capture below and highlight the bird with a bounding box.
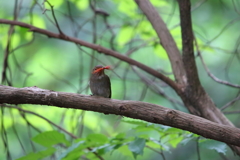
[90,65,111,98]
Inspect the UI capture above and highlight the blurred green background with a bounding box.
[0,0,240,159]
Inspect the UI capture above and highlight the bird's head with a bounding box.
[92,65,111,75]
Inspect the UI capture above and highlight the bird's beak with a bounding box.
[103,66,111,70]
[93,66,111,74]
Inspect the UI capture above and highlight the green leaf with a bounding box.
[60,139,95,160]
[33,14,46,29]
[134,125,156,133]
[117,0,137,17]
[160,133,183,148]
[104,144,123,153]
[149,138,170,152]
[57,141,85,160]
[32,130,70,147]
[22,14,46,29]
[168,135,183,148]
[87,133,108,144]
[115,133,126,139]
[45,0,64,8]
[122,119,148,126]
[118,145,134,158]
[128,137,146,159]
[1,33,20,49]
[16,147,55,160]
[61,151,82,160]
[136,20,157,40]
[17,27,32,41]
[76,0,89,10]
[163,127,183,134]
[111,134,133,145]
[92,143,123,155]
[200,140,227,155]
[180,137,195,145]
[150,0,168,7]
[68,0,89,10]
[154,45,168,59]
[117,26,133,45]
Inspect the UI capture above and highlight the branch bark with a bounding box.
[176,0,240,155]
[1,85,240,147]
[134,0,201,116]
[177,0,200,89]
[134,0,187,86]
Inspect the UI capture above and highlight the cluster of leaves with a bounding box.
[17,120,227,160]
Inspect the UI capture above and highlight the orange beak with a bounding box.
[93,66,111,73]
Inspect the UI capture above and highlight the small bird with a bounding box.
[90,65,111,98]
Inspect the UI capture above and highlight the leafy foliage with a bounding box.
[199,139,227,155]
[16,147,56,160]
[32,130,71,147]
[16,120,206,160]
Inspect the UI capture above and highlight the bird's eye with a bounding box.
[93,67,103,73]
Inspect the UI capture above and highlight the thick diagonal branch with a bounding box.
[177,0,200,90]
[134,0,202,116]
[0,85,240,147]
[135,0,187,86]
[177,0,240,155]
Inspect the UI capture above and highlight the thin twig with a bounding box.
[131,66,183,109]
[9,109,26,154]
[3,104,77,138]
[232,0,240,15]
[146,145,166,160]
[223,110,240,115]
[194,37,240,88]
[221,94,240,111]
[45,0,64,35]
[1,107,12,160]
[40,64,78,92]
[196,137,201,160]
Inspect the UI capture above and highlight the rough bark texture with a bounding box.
[176,0,240,154]
[134,0,187,86]
[1,85,240,147]
[176,0,233,125]
[135,0,240,155]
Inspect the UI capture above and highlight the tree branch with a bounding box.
[45,1,65,36]
[195,38,240,89]
[0,19,180,93]
[0,85,240,147]
[177,1,240,155]
[134,0,187,86]
[177,0,201,90]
